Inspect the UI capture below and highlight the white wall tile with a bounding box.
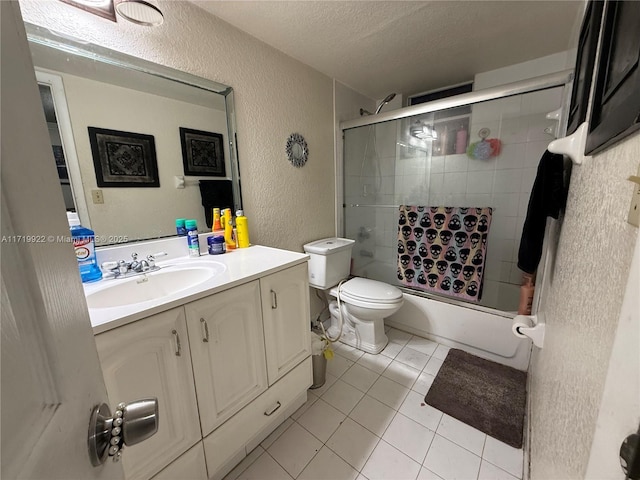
[444,154,468,173]
[494,170,523,194]
[431,156,445,174]
[497,143,526,170]
[520,168,537,193]
[492,193,520,217]
[443,172,467,195]
[467,171,494,194]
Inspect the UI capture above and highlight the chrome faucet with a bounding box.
[102,252,167,279]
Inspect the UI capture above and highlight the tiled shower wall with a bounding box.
[344,87,563,312]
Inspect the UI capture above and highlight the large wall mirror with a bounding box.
[26,23,242,246]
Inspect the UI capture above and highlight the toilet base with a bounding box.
[328,309,389,355]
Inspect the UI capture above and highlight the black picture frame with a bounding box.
[179,128,226,177]
[566,0,604,136]
[88,127,159,188]
[586,0,640,155]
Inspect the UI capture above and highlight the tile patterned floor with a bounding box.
[224,327,524,480]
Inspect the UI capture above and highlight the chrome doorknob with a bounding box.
[88,398,159,466]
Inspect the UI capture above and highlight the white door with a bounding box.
[585,232,640,478]
[1,2,124,478]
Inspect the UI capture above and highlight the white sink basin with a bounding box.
[86,263,226,309]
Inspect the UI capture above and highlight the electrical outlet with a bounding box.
[92,189,104,205]
[628,165,640,228]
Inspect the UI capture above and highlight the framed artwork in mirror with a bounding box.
[180,128,226,177]
[88,127,159,187]
[566,0,604,136]
[586,0,640,154]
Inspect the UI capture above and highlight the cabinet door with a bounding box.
[95,308,200,480]
[185,281,267,436]
[260,263,311,384]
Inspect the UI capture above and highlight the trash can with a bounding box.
[310,331,327,389]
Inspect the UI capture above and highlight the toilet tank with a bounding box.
[303,237,355,289]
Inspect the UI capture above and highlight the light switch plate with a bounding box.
[628,165,640,228]
[92,189,104,204]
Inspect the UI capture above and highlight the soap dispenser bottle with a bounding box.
[67,212,102,283]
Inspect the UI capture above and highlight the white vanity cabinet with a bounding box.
[260,263,311,384]
[184,280,268,436]
[95,307,201,480]
[94,257,312,480]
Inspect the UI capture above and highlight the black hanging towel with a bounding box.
[517,150,567,274]
[198,180,234,229]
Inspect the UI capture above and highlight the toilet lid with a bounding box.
[338,278,403,304]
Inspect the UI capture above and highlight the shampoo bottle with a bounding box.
[212,208,222,232]
[67,212,102,283]
[223,209,236,250]
[235,210,250,248]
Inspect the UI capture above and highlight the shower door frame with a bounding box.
[338,69,574,317]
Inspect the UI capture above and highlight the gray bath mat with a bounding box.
[425,349,527,448]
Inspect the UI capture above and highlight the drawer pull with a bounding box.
[264,401,281,417]
[200,318,209,343]
[171,329,181,356]
[271,290,278,309]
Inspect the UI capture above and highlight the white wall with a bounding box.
[20,0,336,252]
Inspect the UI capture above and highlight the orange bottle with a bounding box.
[518,273,535,315]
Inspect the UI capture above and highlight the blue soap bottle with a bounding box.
[67,212,102,283]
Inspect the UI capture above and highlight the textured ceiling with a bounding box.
[193,1,582,100]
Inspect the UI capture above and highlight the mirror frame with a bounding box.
[25,22,243,241]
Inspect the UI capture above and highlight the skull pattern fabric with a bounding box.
[397,206,492,301]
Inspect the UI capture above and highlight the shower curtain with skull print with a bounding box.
[397,206,492,301]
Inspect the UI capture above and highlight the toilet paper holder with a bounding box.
[512,313,546,348]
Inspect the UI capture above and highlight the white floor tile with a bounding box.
[235,451,293,480]
[396,346,431,371]
[417,467,445,480]
[341,363,380,393]
[382,360,421,388]
[335,342,365,362]
[327,418,380,470]
[308,373,338,396]
[349,394,396,437]
[361,440,421,480]
[328,355,355,378]
[357,352,393,374]
[298,446,359,480]
[380,341,404,359]
[383,413,435,463]
[436,414,486,456]
[406,336,438,356]
[322,379,365,415]
[432,345,451,361]
[424,357,444,376]
[223,446,264,480]
[399,390,443,431]
[266,422,322,478]
[368,376,410,410]
[423,435,481,480]
[387,328,413,345]
[297,398,346,443]
[482,437,524,479]
[412,372,436,396]
[260,418,293,449]
[478,460,519,480]
[291,393,319,420]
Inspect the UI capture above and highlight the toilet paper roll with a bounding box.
[512,315,534,338]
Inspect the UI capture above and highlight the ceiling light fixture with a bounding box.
[115,0,164,26]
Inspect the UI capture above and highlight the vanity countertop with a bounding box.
[85,245,308,334]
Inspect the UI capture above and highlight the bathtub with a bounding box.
[353,260,531,371]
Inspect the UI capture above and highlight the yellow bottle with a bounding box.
[223,208,236,250]
[235,210,250,248]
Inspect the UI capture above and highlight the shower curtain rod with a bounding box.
[340,70,573,131]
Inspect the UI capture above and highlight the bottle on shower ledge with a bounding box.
[518,272,535,315]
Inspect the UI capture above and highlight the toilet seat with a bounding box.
[330,278,403,309]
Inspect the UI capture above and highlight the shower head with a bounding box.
[375,93,396,114]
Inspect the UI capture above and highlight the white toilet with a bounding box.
[304,238,404,354]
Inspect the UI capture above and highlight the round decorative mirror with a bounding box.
[286,133,308,168]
